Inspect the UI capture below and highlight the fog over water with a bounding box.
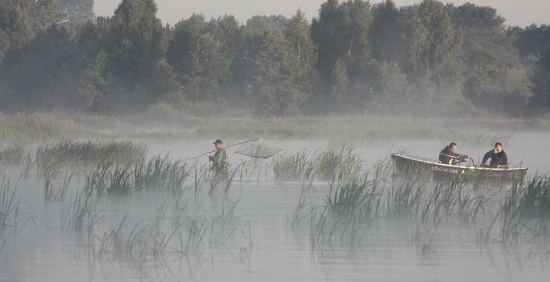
[1,130,549,281]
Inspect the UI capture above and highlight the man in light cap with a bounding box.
[206,139,229,179]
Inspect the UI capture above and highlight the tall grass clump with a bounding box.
[134,154,192,194]
[0,113,79,142]
[44,171,72,201]
[316,147,362,181]
[37,139,147,165]
[62,189,100,231]
[326,175,381,219]
[0,179,19,236]
[84,161,133,196]
[272,150,311,185]
[499,176,550,243]
[0,143,26,165]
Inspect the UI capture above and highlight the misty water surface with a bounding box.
[1,132,549,282]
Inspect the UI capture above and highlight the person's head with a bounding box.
[449,142,457,151]
[213,139,223,149]
[494,142,502,152]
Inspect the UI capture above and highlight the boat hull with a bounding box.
[391,153,528,182]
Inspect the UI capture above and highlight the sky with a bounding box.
[94,0,549,28]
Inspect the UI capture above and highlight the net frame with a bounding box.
[235,142,284,159]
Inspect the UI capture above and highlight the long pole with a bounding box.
[181,137,262,162]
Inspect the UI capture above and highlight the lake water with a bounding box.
[1,132,549,281]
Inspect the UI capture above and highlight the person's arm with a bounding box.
[481,151,491,165]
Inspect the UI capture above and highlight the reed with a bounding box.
[0,179,19,236]
[326,175,380,219]
[133,154,192,194]
[272,150,310,185]
[44,171,72,201]
[61,188,99,231]
[0,143,26,165]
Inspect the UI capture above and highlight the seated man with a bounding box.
[439,142,472,165]
[481,142,508,167]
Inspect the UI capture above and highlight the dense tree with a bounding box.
[283,10,318,105]
[166,14,236,101]
[242,15,288,34]
[245,30,309,117]
[530,47,550,109]
[510,24,550,59]
[329,58,349,109]
[106,0,168,108]
[312,0,372,76]
[409,0,462,86]
[79,50,108,111]
[369,0,402,64]
[0,24,78,111]
[184,33,231,101]
[311,0,372,113]
[448,3,529,115]
[166,14,207,74]
[365,60,418,114]
[0,0,548,117]
[59,0,94,24]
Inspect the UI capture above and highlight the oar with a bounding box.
[470,157,477,168]
[181,137,262,162]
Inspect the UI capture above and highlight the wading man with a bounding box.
[481,142,508,167]
[439,142,473,165]
[205,139,229,190]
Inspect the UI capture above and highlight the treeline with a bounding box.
[1,0,550,117]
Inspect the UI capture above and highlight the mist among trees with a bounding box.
[0,0,549,118]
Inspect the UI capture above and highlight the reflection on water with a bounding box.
[1,134,550,282]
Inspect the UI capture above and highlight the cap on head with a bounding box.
[213,139,223,144]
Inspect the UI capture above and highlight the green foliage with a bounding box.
[0,0,548,117]
[369,0,406,65]
[58,0,93,24]
[364,60,419,115]
[311,0,373,113]
[530,47,550,109]
[243,15,288,34]
[410,0,462,87]
[79,50,108,112]
[511,24,550,59]
[329,58,349,108]
[245,29,309,117]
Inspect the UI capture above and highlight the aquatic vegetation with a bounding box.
[133,154,192,194]
[44,171,72,201]
[61,188,99,231]
[0,143,26,165]
[316,147,362,180]
[272,150,311,185]
[499,176,550,243]
[0,179,19,236]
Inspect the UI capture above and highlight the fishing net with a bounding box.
[235,143,284,159]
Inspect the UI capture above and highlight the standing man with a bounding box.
[206,139,229,179]
[481,142,508,167]
[439,142,473,165]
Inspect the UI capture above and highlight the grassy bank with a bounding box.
[0,112,548,146]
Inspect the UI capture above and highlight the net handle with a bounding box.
[181,137,262,162]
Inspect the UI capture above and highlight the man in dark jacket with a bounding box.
[439,142,472,165]
[481,142,508,167]
[206,139,229,176]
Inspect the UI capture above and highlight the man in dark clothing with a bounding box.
[205,139,229,193]
[439,142,472,165]
[206,139,229,176]
[481,142,508,167]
